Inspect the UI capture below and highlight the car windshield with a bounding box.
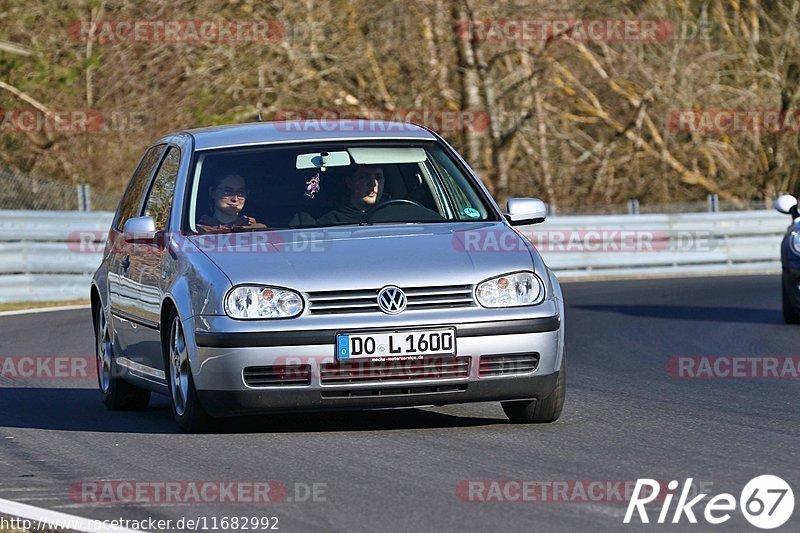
[186,141,498,233]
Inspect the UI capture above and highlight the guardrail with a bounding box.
[0,209,787,303]
[0,211,113,302]
[532,211,786,278]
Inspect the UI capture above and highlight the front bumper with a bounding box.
[198,372,560,417]
[187,312,563,417]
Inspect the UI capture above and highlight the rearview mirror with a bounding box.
[123,216,158,243]
[505,198,547,226]
[296,151,351,169]
[774,194,798,216]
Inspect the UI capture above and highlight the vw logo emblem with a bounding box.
[377,286,407,315]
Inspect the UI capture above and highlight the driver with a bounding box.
[197,174,267,233]
[316,166,385,225]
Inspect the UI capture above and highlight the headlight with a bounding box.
[476,272,543,308]
[225,286,304,319]
[791,232,800,255]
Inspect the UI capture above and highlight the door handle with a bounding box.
[121,255,130,271]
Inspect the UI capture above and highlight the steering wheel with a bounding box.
[359,199,427,224]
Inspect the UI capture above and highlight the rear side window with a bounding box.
[427,148,490,221]
[114,145,167,231]
[143,147,181,231]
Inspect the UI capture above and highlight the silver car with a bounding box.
[91,120,566,431]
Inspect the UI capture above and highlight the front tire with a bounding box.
[502,352,566,424]
[95,306,150,410]
[166,311,212,432]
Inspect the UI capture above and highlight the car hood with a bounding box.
[187,222,538,291]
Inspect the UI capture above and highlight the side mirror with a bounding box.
[123,216,158,243]
[505,198,547,226]
[775,194,798,216]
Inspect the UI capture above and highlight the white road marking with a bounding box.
[0,304,90,317]
[0,497,144,532]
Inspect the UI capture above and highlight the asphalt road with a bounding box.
[0,275,797,533]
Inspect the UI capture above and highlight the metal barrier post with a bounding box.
[76,184,91,212]
[707,194,719,212]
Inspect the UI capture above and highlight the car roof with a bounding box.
[178,120,439,151]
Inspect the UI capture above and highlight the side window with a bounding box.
[143,147,181,231]
[115,145,167,231]
[428,150,490,221]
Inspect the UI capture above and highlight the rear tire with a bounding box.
[782,281,800,324]
[502,352,565,424]
[95,306,150,410]
[166,310,213,432]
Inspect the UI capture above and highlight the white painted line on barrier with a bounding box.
[0,304,90,317]
[557,269,780,283]
[0,497,145,532]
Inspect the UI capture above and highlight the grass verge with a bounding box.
[0,299,90,313]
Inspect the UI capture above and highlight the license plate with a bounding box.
[336,328,456,360]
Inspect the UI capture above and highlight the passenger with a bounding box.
[316,166,385,225]
[197,174,267,233]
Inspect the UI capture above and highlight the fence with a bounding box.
[0,209,787,303]
[0,167,120,212]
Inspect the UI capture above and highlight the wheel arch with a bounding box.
[90,283,102,335]
[160,279,200,376]
[160,297,179,371]
[548,268,565,371]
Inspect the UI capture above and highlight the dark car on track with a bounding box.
[775,194,800,323]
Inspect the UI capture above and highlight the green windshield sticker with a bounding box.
[464,207,480,218]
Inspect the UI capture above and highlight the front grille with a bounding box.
[321,384,467,399]
[306,285,475,315]
[243,364,311,387]
[479,353,539,377]
[320,356,471,385]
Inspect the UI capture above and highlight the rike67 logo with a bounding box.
[624,476,794,529]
